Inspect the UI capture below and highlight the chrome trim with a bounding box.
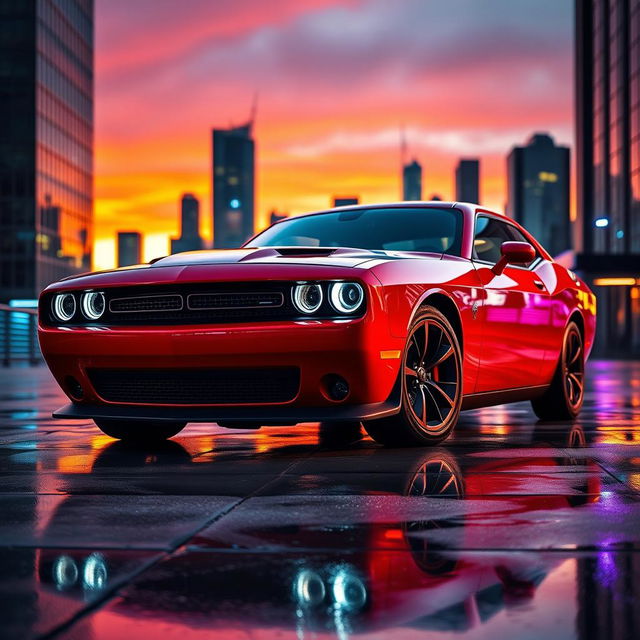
[186,291,284,311]
[108,294,183,313]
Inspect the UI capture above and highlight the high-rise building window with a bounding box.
[0,0,93,302]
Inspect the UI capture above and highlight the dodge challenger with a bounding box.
[38,202,596,445]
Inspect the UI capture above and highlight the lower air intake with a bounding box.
[88,367,300,405]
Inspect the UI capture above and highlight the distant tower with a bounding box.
[171,194,203,254]
[455,159,480,203]
[117,232,142,267]
[332,197,359,207]
[507,133,570,257]
[269,210,288,225]
[403,160,422,201]
[212,117,255,248]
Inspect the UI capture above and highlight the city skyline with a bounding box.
[92,0,573,269]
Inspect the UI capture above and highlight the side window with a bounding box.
[473,215,513,264]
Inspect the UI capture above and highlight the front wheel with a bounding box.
[531,321,585,421]
[364,306,463,446]
[93,419,186,442]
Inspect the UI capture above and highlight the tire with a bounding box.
[403,450,465,574]
[531,321,585,421]
[364,306,463,446]
[93,418,186,442]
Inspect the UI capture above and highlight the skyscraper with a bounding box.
[455,159,480,203]
[507,133,571,258]
[212,123,255,249]
[402,159,422,201]
[575,0,640,356]
[171,193,203,254]
[117,232,142,268]
[332,197,359,207]
[269,210,288,225]
[0,0,94,302]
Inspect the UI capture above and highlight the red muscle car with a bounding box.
[38,202,596,445]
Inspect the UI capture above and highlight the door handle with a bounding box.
[533,280,545,290]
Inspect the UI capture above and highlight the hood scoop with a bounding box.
[238,246,370,261]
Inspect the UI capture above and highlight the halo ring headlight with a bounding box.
[330,282,364,314]
[81,291,105,320]
[292,283,323,314]
[52,293,76,322]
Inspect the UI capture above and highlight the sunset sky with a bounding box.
[93,0,573,269]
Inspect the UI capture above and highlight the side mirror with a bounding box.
[492,241,536,275]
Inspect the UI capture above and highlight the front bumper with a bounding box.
[40,316,404,422]
[52,393,401,423]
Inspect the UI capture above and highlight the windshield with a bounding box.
[248,207,463,255]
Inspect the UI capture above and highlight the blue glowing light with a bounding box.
[594,218,609,228]
[9,299,38,308]
[616,230,624,239]
[230,199,240,209]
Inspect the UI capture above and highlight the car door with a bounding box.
[472,214,553,393]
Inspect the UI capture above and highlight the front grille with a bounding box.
[41,281,366,326]
[109,294,183,313]
[88,367,300,405]
[187,291,284,310]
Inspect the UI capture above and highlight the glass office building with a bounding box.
[507,133,571,259]
[576,0,640,356]
[212,123,255,249]
[0,0,93,302]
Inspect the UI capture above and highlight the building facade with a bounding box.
[171,193,203,254]
[212,123,254,249]
[507,133,571,259]
[402,159,422,201]
[117,232,141,268]
[455,158,480,203]
[0,0,93,302]
[575,0,640,356]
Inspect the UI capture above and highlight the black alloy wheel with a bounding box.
[364,306,463,446]
[532,321,585,421]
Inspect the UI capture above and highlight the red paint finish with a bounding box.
[38,202,596,425]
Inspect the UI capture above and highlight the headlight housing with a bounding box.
[329,282,364,314]
[52,293,76,322]
[292,283,323,314]
[81,291,105,320]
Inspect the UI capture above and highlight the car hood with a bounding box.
[147,247,414,268]
[46,247,443,291]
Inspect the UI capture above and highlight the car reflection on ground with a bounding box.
[36,424,599,637]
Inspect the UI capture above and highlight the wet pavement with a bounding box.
[0,361,639,640]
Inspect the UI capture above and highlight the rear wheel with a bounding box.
[93,419,186,442]
[531,321,585,421]
[364,307,462,446]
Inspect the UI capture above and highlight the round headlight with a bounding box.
[52,293,76,321]
[292,283,323,314]
[81,291,105,320]
[332,569,367,611]
[52,555,78,589]
[329,282,364,314]
[293,569,325,608]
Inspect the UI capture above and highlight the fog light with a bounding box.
[325,375,349,401]
[65,376,84,400]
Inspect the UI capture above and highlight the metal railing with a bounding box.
[0,303,41,366]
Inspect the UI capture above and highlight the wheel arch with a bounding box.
[568,309,585,339]
[412,290,464,352]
